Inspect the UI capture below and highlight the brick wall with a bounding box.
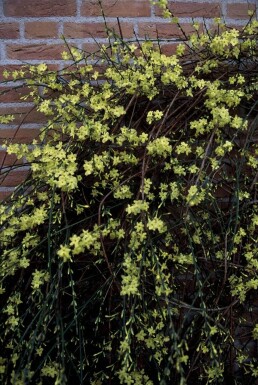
[0,0,257,199]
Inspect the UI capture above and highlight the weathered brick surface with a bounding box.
[0,106,46,125]
[0,151,23,167]
[0,128,40,144]
[25,22,59,39]
[160,43,180,56]
[64,22,134,39]
[0,23,19,39]
[82,42,111,56]
[0,169,30,187]
[227,3,256,19]
[155,2,221,18]
[0,87,33,103]
[0,189,16,200]
[138,22,197,39]
[6,44,68,60]
[3,0,77,17]
[81,0,151,17]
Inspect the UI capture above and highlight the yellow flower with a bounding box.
[147,217,167,233]
[57,245,72,262]
[186,185,205,206]
[126,200,149,215]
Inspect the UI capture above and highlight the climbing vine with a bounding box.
[0,1,258,384]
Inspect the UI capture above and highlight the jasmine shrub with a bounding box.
[0,1,258,384]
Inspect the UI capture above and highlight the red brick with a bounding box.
[0,151,22,167]
[0,128,40,144]
[81,0,151,17]
[81,43,117,61]
[3,0,76,17]
[138,22,197,39]
[160,43,179,56]
[0,87,32,103]
[64,21,134,39]
[6,44,68,60]
[227,3,256,19]
[0,23,19,39]
[155,2,221,18]
[0,106,46,125]
[82,42,111,57]
[0,189,15,201]
[25,22,59,39]
[0,169,30,187]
